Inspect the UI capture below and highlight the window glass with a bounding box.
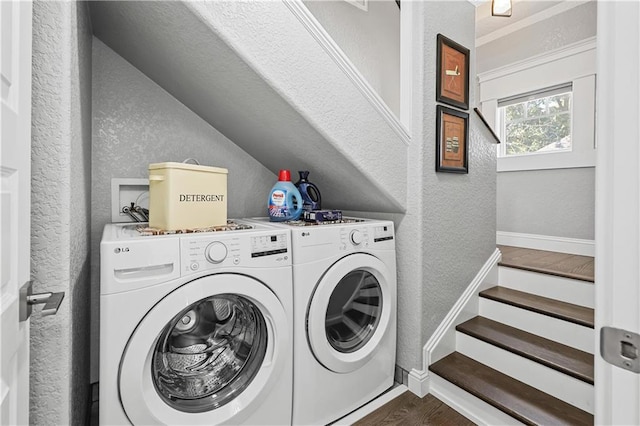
[499,87,572,157]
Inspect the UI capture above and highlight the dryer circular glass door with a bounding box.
[119,274,289,425]
[307,253,394,373]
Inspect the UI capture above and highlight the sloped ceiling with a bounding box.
[90,0,408,213]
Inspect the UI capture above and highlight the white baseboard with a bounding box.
[496,231,595,257]
[407,369,430,398]
[407,248,502,398]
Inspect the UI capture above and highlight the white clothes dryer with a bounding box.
[246,218,397,425]
[99,220,293,426]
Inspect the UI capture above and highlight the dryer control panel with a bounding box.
[180,231,290,275]
[373,224,394,243]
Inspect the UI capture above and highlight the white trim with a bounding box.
[497,152,596,172]
[332,385,408,425]
[479,43,596,102]
[476,1,592,47]
[423,248,501,366]
[478,37,596,85]
[594,2,640,424]
[496,231,595,257]
[407,249,502,398]
[429,374,525,425]
[479,40,597,172]
[495,75,597,172]
[283,0,410,145]
[407,369,430,398]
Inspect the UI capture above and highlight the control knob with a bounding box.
[349,229,363,245]
[205,241,228,264]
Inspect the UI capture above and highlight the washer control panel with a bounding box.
[341,227,370,248]
[337,223,395,252]
[250,233,288,258]
[205,241,228,264]
[180,231,290,274]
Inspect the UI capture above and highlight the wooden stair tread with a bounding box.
[498,245,594,282]
[457,316,594,384]
[429,352,593,426]
[480,286,594,328]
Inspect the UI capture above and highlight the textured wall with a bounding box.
[375,1,497,371]
[478,1,596,240]
[498,168,595,239]
[477,1,597,74]
[31,2,92,425]
[418,1,497,355]
[302,0,400,116]
[89,1,407,214]
[89,40,276,382]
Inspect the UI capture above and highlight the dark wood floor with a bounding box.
[352,391,475,426]
[498,245,594,282]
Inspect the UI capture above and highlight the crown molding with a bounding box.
[478,36,596,83]
[477,0,592,47]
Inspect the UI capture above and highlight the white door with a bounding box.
[0,1,32,425]
[595,1,640,424]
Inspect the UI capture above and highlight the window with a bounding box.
[478,38,596,172]
[498,84,573,157]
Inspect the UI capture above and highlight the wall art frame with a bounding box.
[436,105,469,174]
[436,34,470,110]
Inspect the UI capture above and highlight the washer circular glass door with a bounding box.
[307,253,394,373]
[119,274,289,425]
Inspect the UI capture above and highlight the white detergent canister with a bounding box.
[268,169,303,221]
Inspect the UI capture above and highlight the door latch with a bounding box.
[19,281,65,322]
[600,326,640,374]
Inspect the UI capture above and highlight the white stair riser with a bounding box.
[429,373,526,425]
[457,333,594,414]
[479,298,594,354]
[498,267,594,308]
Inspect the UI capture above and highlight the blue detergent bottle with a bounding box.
[295,171,322,211]
[268,169,303,221]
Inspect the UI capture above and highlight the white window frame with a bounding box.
[478,37,596,172]
[497,83,573,157]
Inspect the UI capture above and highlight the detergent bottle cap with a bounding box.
[298,171,309,181]
[278,169,291,181]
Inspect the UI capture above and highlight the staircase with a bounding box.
[430,245,595,425]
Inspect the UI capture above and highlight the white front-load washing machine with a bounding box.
[246,217,397,425]
[99,220,293,425]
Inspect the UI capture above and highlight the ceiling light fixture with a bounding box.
[491,0,512,17]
